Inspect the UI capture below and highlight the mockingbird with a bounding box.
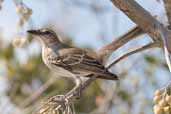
[27,28,118,96]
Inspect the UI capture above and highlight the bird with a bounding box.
[27,28,118,96]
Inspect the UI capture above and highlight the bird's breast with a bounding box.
[42,46,75,78]
[42,47,56,68]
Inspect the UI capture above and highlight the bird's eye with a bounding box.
[44,31,50,34]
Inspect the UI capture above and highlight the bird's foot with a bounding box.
[65,84,82,99]
[73,84,82,99]
[65,76,83,99]
[74,76,82,99]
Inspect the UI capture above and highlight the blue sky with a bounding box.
[0,0,165,48]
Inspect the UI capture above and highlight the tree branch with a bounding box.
[163,0,171,29]
[99,26,144,62]
[106,42,159,69]
[110,0,165,44]
[110,0,171,54]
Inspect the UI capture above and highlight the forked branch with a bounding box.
[99,26,144,62]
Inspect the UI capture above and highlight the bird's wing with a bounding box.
[48,48,105,73]
[48,48,118,80]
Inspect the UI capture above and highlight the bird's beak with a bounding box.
[27,29,41,35]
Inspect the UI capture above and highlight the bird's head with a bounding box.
[27,28,60,46]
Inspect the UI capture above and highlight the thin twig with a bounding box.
[164,46,171,72]
[159,30,171,72]
[106,42,159,69]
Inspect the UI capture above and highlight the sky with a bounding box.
[0,0,165,48]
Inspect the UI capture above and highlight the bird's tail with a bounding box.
[86,71,119,80]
